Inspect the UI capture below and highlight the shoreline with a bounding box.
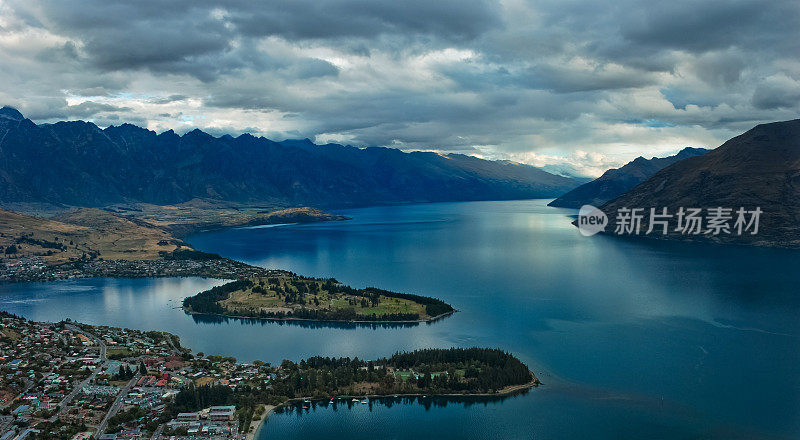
[246,404,275,440]
[183,308,457,325]
[282,380,541,402]
[248,378,540,436]
[2,257,458,327]
[170,213,350,238]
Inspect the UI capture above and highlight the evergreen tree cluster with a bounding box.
[182,279,254,313]
[169,348,534,416]
[113,364,135,381]
[15,235,67,251]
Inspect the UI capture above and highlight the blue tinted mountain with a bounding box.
[0,107,580,208]
[548,147,709,208]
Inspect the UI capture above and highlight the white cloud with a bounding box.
[0,0,797,168]
[509,150,625,178]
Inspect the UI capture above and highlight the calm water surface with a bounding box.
[1,200,798,439]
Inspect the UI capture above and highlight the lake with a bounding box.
[1,200,798,439]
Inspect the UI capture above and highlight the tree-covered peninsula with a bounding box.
[170,347,539,426]
[0,312,536,438]
[182,276,455,323]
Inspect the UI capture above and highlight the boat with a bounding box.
[351,398,359,402]
[360,399,368,404]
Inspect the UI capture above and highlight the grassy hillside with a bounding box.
[0,208,191,264]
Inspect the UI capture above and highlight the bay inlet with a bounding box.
[1,200,798,439]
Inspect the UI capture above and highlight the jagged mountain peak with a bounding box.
[0,114,581,207]
[183,128,211,137]
[0,106,25,121]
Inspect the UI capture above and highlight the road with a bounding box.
[65,323,108,360]
[49,325,108,422]
[149,424,164,440]
[93,373,140,439]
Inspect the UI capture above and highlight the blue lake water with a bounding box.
[1,200,798,439]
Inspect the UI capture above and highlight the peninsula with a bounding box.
[183,276,455,323]
[0,205,343,282]
[0,312,538,439]
[0,198,455,325]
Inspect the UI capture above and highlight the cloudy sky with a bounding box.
[0,0,798,176]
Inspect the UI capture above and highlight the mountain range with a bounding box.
[599,118,800,247]
[548,147,709,208]
[0,107,580,209]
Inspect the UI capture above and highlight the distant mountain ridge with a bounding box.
[538,164,594,182]
[599,119,800,247]
[548,147,709,208]
[0,107,580,208]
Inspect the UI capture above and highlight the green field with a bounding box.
[219,276,428,319]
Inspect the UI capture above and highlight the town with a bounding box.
[0,312,536,440]
[0,312,274,440]
[0,255,286,284]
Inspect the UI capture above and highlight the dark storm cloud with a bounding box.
[289,58,340,79]
[65,101,132,118]
[34,41,79,62]
[521,64,659,93]
[229,0,502,41]
[17,1,234,78]
[752,77,800,110]
[1,0,798,174]
[617,0,799,54]
[506,0,797,84]
[689,51,747,86]
[153,95,190,105]
[20,101,133,121]
[19,0,500,80]
[92,114,150,128]
[85,24,232,73]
